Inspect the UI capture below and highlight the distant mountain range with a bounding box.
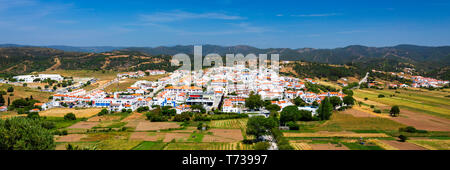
[1,43,449,64]
[0,44,126,53]
[0,44,449,80]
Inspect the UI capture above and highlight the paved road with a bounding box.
[358,72,370,87]
[87,78,119,95]
[149,84,164,97]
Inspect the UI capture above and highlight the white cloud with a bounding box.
[54,20,78,24]
[232,23,269,33]
[0,0,36,10]
[291,13,341,17]
[139,10,245,23]
[337,30,366,34]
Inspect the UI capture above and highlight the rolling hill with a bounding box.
[0,47,177,76]
[0,44,449,80]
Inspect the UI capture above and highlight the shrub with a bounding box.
[373,109,381,113]
[97,109,109,116]
[286,121,300,130]
[145,111,168,122]
[242,139,256,144]
[27,112,40,119]
[64,113,76,121]
[137,106,149,113]
[254,142,270,150]
[161,108,176,116]
[399,126,427,133]
[41,121,56,130]
[398,135,408,142]
[193,114,212,121]
[0,117,55,150]
[173,113,191,122]
[54,130,68,136]
[399,126,417,133]
[197,122,210,131]
[278,139,294,150]
[378,94,385,98]
[390,106,400,117]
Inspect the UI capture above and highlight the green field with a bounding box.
[210,119,247,129]
[133,141,167,150]
[342,142,384,150]
[354,89,450,119]
[0,83,53,103]
[298,112,405,132]
[44,117,85,129]
[39,70,119,80]
[408,140,450,150]
[164,142,253,150]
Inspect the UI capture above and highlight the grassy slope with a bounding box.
[354,89,450,119]
[0,84,53,103]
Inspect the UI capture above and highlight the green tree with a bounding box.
[265,104,281,112]
[64,113,76,120]
[0,95,5,106]
[246,116,277,139]
[312,101,319,107]
[191,105,206,113]
[318,97,333,120]
[0,117,55,150]
[343,96,355,106]
[245,92,263,110]
[294,97,306,106]
[299,110,313,121]
[342,89,353,96]
[7,86,14,93]
[98,108,109,116]
[329,96,343,109]
[173,112,191,122]
[280,106,301,125]
[286,121,300,130]
[136,106,150,113]
[398,135,408,142]
[27,112,40,119]
[390,106,400,117]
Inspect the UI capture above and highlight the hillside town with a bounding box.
[16,66,349,116]
[4,67,448,116]
[371,69,449,89]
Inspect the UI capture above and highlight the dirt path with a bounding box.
[46,57,61,71]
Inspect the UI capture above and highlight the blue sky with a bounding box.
[0,0,450,48]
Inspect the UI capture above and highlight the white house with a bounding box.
[13,74,63,83]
